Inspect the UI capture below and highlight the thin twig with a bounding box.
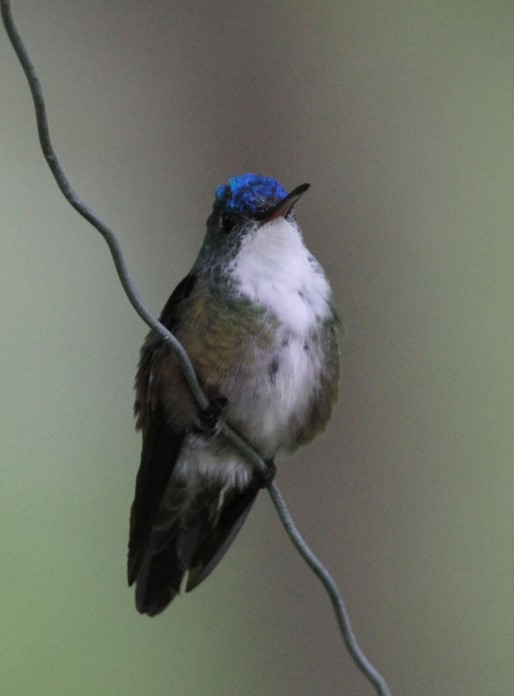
[1,2,392,694]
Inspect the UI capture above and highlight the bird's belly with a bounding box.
[228,329,326,457]
[174,329,327,491]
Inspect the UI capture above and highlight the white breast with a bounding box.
[176,220,336,489]
[225,217,333,456]
[228,218,332,334]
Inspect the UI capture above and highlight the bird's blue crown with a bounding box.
[214,174,287,218]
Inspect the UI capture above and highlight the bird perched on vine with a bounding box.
[129,173,340,616]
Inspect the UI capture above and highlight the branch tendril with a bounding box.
[1,3,391,694]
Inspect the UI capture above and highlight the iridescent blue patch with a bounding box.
[214,174,287,218]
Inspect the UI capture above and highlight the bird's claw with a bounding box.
[259,459,277,489]
[193,396,228,437]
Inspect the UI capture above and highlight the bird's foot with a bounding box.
[192,396,228,439]
[259,459,277,489]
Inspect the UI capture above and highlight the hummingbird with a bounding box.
[129,173,340,616]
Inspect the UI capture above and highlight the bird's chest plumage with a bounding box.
[218,217,334,456]
[174,218,336,468]
[229,322,328,457]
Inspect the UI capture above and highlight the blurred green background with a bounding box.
[1,1,513,694]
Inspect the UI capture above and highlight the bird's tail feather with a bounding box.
[134,477,259,616]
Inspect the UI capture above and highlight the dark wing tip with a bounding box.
[130,479,260,616]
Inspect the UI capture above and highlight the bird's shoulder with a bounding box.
[133,273,197,430]
[159,272,198,332]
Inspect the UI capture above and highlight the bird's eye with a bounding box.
[221,212,236,234]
